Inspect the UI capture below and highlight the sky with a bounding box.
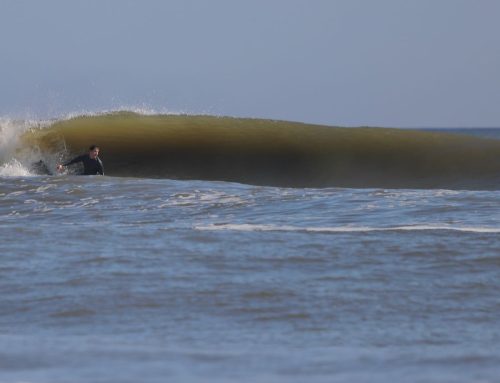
[1,0,499,127]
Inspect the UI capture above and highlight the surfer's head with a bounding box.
[88,145,100,159]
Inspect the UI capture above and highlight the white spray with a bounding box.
[0,118,51,176]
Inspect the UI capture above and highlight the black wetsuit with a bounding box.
[64,154,104,175]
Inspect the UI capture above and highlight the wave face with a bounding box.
[15,112,500,189]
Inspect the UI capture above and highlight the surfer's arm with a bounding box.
[57,155,84,171]
[63,155,85,166]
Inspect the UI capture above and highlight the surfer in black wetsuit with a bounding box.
[56,145,104,175]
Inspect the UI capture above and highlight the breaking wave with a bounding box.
[3,111,500,189]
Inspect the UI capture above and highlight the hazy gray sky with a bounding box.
[1,0,499,126]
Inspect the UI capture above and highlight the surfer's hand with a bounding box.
[56,164,64,171]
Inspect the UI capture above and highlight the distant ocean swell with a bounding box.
[4,111,500,190]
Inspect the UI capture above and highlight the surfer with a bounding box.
[56,145,104,175]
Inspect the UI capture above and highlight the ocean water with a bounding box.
[1,115,500,382]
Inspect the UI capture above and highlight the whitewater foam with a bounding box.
[0,158,33,177]
[0,118,59,177]
[0,119,27,160]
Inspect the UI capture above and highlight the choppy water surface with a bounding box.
[1,175,499,383]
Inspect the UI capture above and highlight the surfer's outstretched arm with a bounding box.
[56,155,85,172]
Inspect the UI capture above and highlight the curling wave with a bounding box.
[9,112,500,189]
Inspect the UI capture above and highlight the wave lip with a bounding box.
[11,112,500,190]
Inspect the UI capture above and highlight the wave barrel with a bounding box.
[22,112,500,190]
